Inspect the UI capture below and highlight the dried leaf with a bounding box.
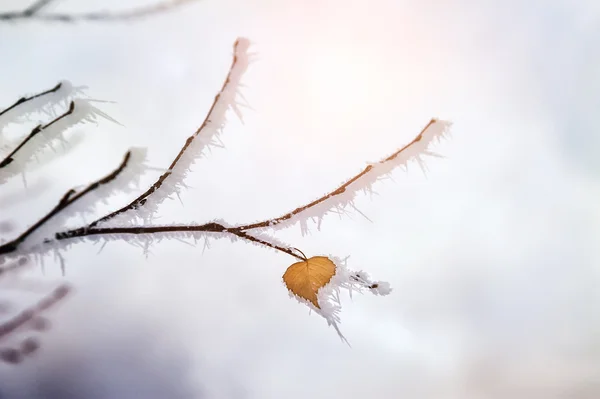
[283,256,336,308]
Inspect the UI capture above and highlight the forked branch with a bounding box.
[90,37,252,228]
[0,151,133,255]
[0,37,450,266]
[0,36,451,350]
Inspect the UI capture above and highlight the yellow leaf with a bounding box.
[283,256,336,308]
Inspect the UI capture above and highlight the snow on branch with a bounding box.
[0,0,199,22]
[0,80,85,139]
[0,37,452,345]
[49,220,304,262]
[0,99,119,184]
[0,38,280,265]
[92,37,254,227]
[0,148,148,257]
[232,118,452,235]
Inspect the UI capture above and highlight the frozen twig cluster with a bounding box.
[0,78,110,363]
[0,0,199,22]
[0,36,451,352]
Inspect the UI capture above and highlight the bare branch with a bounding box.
[0,283,71,340]
[54,223,304,261]
[0,0,199,22]
[0,254,71,363]
[21,0,55,17]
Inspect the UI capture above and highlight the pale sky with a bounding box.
[0,1,599,398]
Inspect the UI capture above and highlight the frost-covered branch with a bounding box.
[232,118,452,235]
[0,37,258,260]
[0,0,199,22]
[0,149,147,256]
[0,80,105,364]
[0,82,62,121]
[91,37,253,227]
[0,101,75,169]
[0,80,85,139]
[0,82,103,185]
[50,223,305,261]
[226,230,304,260]
[0,36,452,346]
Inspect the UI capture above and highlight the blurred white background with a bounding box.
[0,0,599,398]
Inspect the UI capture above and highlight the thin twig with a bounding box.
[21,0,54,17]
[54,223,304,260]
[0,0,199,22]
[89,38,246,228]
[227,230,304,260]
[231,119,438,231]
[0,82,62,118]
[0,101,75,169]
[58,221,228,239]
[0,284,70,340]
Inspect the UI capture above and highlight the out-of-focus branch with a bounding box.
[0,101,75,169]
[0,82,62,120]
[0,257,29,277]
[0,282,71,364]
[0,0,199,22]
[0,284,70,340]
[1,92,122,185]
[21,0,54,16]
[0,256,71,364]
